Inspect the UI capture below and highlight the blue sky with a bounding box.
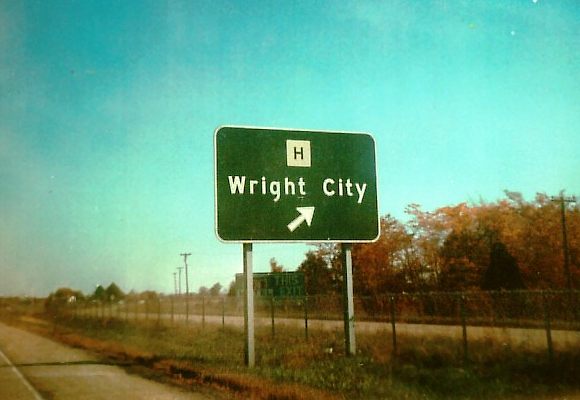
[1,0,579,296]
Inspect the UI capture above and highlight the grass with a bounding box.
[3,312,580,399]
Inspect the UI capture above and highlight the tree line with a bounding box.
[298,191,579,297]
[45,191,578,310]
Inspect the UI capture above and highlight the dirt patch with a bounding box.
[156,359,339,400]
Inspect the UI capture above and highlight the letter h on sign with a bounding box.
[286,140,311,168]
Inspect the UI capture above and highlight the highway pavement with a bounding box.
[0,322,214,400]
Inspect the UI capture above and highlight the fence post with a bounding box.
[270,296,276,338]
[569,289,579,324]
[542,291,554,362]
[170,296,174,325]
[222,297,226,330]
[304,296,309,341]
[575,290,579,325]
[389,295,397,358]
[157,298,161,326]
[202,296,206,329]
[459,294,468,363]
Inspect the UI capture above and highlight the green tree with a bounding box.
[227,280,237,297]
[482,242,525,290]
[439,229,488,291]
[198,286,209,296]
[298,250,335,295]
[45,287,84,314]
[269,257,284,273]
[92,285,107,301]
[209,282,223,296]
[140,290,159,301]
[105,282,125,302]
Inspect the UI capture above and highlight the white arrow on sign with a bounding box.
[287,206,315,232]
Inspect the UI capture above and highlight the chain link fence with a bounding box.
[3,290,578,361]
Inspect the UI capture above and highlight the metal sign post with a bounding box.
[341,243,356,356]
[243,243,255,367]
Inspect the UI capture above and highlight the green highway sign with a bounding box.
[235,272,306,298]
[214,126,379,242]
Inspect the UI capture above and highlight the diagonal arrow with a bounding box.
[287,206,315,232]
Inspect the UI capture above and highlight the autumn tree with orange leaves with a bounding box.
[315,191,580,297]
[405,192,579,291]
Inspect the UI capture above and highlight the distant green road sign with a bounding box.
[235,272,306,298]
[214,126,379,242]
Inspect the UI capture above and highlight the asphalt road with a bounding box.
[0,322,214,400]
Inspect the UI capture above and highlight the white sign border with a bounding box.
[213,124,381,244]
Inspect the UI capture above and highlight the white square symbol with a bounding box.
[286,140,311,167]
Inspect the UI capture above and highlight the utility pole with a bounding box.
[180,253,192,325]
[173,272,178,295]
[176,267,184,295]
[180,253,192,296]
[551,193,577,291]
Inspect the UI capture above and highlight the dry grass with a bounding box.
[3,313,580,399]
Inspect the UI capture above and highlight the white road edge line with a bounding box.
[0,347,45,400]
